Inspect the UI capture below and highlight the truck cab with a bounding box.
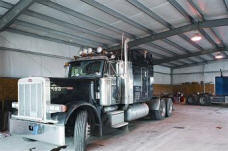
[10,41,173,151]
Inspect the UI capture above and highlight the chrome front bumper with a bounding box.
[10,118,65,146]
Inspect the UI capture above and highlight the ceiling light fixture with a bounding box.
[215,53,224,59]
[191,33,202,42]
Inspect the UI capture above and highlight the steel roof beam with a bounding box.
[187,0,228,57]
[224,0,228,11]
[81,0,198,66]
[7,28,84,47]
[0,1,120,43]
[153,46,227,65]
[24,11,119,43]
[137,46,185,65]
[136,46,181,66]
[145,43,187,65]
[38,0,135,39]
[80,0,153,34]
[108,18,228,49]
[0,0,12,9]
[167,0,194,22]
[0,0,35,31]
[1,0,176,63]
[162,39,197,63]
[38,0,184,64]
[127,0,202,62]
[14,20,106,48]
[127,0,173,28]
[179,34,209,60]
[137,46,170,59]
[173,57,228,69]
[0,46,73,60]
[167,0,215,59]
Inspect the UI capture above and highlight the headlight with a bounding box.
[12,102,18,109]
[47,104,67,113]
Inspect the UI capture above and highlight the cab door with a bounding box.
[141,67,149,99]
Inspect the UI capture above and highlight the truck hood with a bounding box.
[49,77,98,104]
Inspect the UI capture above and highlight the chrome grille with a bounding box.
[18,80,44,121]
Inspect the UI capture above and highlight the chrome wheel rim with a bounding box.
[161,105,166,117]
[199,98,205,104]
[169,103,173,114]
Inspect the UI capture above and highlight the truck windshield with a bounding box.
[69,60,104,78]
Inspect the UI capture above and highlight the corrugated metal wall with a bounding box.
[173,60,228,84]
[0,31,171,84]
[0,31,79,78]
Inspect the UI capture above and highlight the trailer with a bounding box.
[10,38,173,151]
[187,73,228,106]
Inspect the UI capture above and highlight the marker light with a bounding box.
[97,47,103,53]
[111,55,115,59]
[12,102,18,109]
[88,48,93,54]
[83,48,88,54]
[191,33,202,41]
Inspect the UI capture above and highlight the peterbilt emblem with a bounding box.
[28,79,32,82]
[51,84,74,91]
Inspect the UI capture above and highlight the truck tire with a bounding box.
[150,99,166,120]
[166,98,173,117]
[199,95,207,106]
[187,95,197,105]
[74,110,88,151]
[199,94,211,106]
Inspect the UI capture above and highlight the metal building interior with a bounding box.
[0,0,228,151]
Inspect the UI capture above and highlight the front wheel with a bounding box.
[74,110,89,151]
[166,98,173,117]
[150,99,166,120]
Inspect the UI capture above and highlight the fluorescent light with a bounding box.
[191,33,202,41]
[215,54,224,59]
[215,53,224,59]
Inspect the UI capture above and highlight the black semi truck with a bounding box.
[10,39,173,151]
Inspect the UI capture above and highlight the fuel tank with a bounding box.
[125,103,149,121]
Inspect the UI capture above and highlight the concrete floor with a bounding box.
[1,104,228,151]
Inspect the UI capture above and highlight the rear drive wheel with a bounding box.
[187,95,197,105]
[74,110,89,151]
[199,96,207,106]
[151,99,166,120]
[199,94,211,106]
[166,98,173,117]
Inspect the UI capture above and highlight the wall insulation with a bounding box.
[0,32,171,83]
[173,59,228,84]
[0,32,79,77]
[153,65,171,84]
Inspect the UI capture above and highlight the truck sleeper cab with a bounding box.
[10,47,173,151]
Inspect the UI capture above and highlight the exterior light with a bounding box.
[83,48,88,54]
[215,53,224,59]
[191,33,202,41]
[97,47,103,53]
[111,55,115,59]
[88,48,93,54]
[79,51,83,56]
[12,102,18,109]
